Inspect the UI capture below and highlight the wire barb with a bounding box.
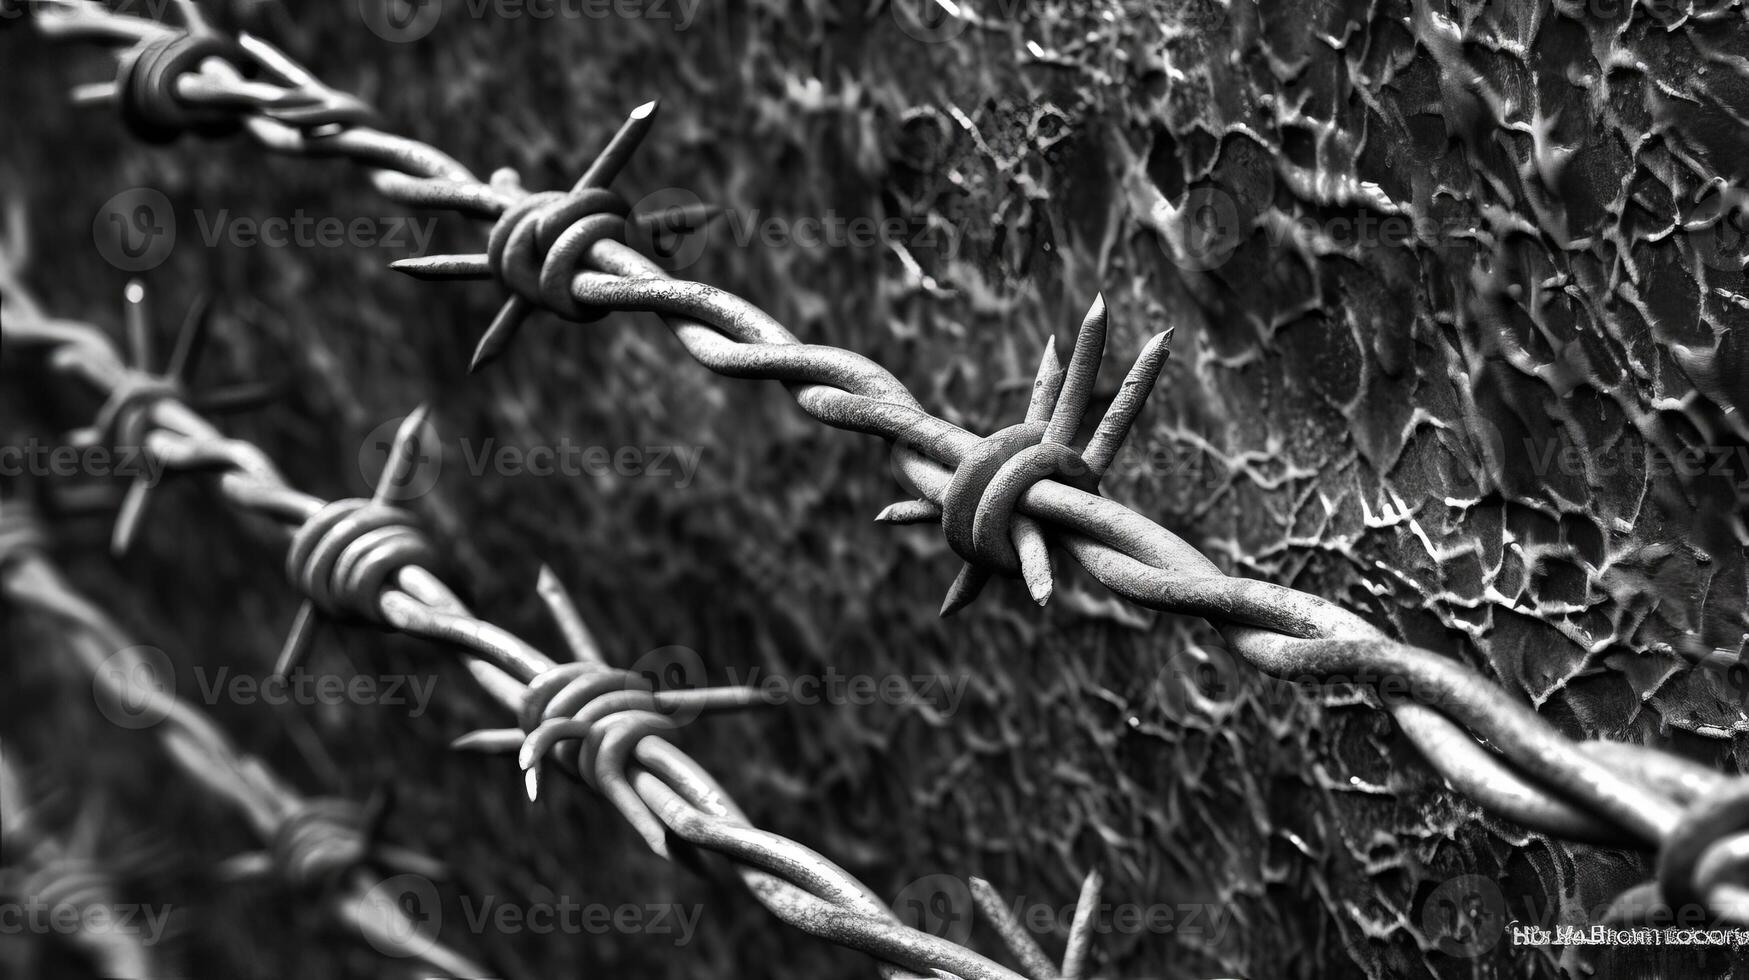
[881,295,1171,615]
[19,1,1749,968]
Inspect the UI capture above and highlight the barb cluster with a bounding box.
[1,263,1074,978]
[0,508,487,977]
[11,0,1749,971]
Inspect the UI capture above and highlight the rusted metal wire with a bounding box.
[9,0,1749,959]
[0,500,489,978]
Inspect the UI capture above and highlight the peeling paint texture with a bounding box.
[3,0,1749,977]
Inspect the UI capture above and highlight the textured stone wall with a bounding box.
[3,0,1748,977]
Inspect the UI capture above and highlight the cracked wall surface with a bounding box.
[3,0,1748,977]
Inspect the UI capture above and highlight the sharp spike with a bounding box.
[373,404,432,506]
[235,33,320,89]
[194,379,284,416]
[969,877,1058,980]
[632,201,724,236]
[1044,293,1109,444]
[123,280,151,370]
[1025,336,1065,424]
[215,852,274,882]
[274,600,320,681]
[450,729,527,753]
[576,100,659,191]
[69,82,120,107]
[1013,516,1053,606]
[110,477,152,558]
[388,254,493,281]
[165,293,212,383]
[939,564,990,617]
[874,499,942,524]
[470,298,530,373]
[1082,329,1172,479]
[1061,869,1105,979]
[536,564,606,666]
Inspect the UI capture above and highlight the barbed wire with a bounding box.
[0,499,490,978]
[5,0,1749,960]
[0,745,162,979]
[0,248,1077,976]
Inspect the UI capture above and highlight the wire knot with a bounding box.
[115,31,247,143]
[454,638,762,855]
[878,295,1172,616]
[18,860,116,916]
[286,498,437,625]
[940,420,1100,577]
[267,797,376,890]
[1657,782,1749,922]
[388,100,661,371]
[487,185,630,322]
[84,370,184,454]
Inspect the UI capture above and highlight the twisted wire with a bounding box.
[0,509,489,977]
[0,751,160,980]
[15,0,1749,950]
[1,276,1033,978]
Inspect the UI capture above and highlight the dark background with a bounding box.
[4,0,1749,977]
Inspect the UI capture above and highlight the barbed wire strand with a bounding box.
[0,266,1044,977]
[0,505,492,978]
[9,0,1749,947]
[0,745,161,979]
